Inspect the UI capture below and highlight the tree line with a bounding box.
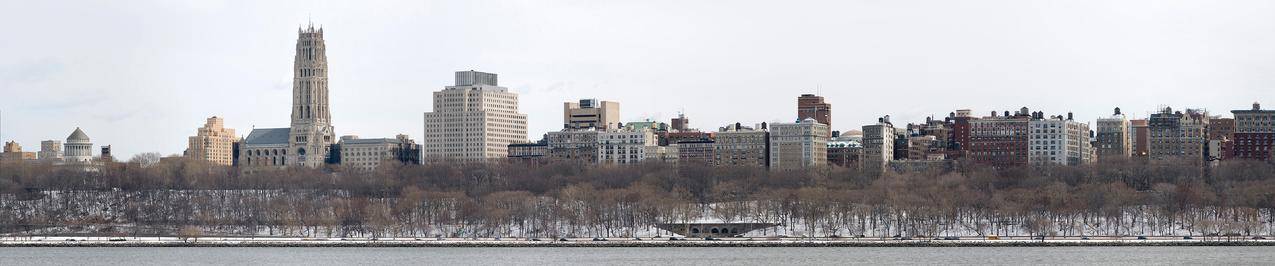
[1,156,1273,238]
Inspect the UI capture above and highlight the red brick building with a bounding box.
[1232,103,1275,161]
[968,110,1031,168]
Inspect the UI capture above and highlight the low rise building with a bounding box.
[507,142,548,160]
[827,134,862,168]
[338,134,420,171]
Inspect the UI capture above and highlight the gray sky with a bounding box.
[2,0,1273,159]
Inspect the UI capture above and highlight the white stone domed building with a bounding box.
[63,127,94,165]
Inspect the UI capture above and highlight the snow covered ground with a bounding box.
[3,235,1272,247]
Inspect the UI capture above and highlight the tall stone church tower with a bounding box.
[289,24,335,167]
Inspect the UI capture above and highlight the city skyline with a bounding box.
[3,1,1274,159]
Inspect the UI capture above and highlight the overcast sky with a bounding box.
[2,0,1274,159]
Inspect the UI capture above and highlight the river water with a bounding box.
[3,246,1274,265]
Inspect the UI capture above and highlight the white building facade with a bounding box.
[1029,115,1093,166]
[423,70,528,160]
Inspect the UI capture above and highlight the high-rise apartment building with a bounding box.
[861,117,896,174]
[945,109,975,159]
[423,70,529,160]
[185,116,236,165]
[769,118,829,170]
[564,99,620,130]
[969,109,1032,168]
[1029,112,1092,166]
[1148,107,1209,161]
[797,94,832,136]
[1131,119,1150,157]
[1231,102,1275,161]
[1095,108,1132,161]
[714,123,769,168]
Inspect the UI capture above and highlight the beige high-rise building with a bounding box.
[769,118,830,170]
[1148,107,1209,161]
[1095,108,1132,161]
[861,117,896,174]
[715,123,769,168]
[186,116,237,165]
[423,70,528,160]
[564,99,619,130]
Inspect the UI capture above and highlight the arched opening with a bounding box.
[731,228,739,234]
[691,228,700,234]
[711,228,720,234]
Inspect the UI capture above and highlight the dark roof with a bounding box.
[341,138,402,145]
[67,127,90,141]
[509,143,548,147]
[243,128,290,145]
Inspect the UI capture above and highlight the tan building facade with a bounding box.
[1148,107,1209,161]
[339,135,418,171]
[597,129,657,164]
[186,116,237,165]
[2,141,37,162]
[714,123,769,168]
[38,140,62,161]
[861,117,896,174]
[564,99,619,130]
[423,70,529,160]
[769,118,830,170]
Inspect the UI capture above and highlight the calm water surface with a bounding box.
[3,246,1274,265]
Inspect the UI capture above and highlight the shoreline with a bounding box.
[3,238,1273,248]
